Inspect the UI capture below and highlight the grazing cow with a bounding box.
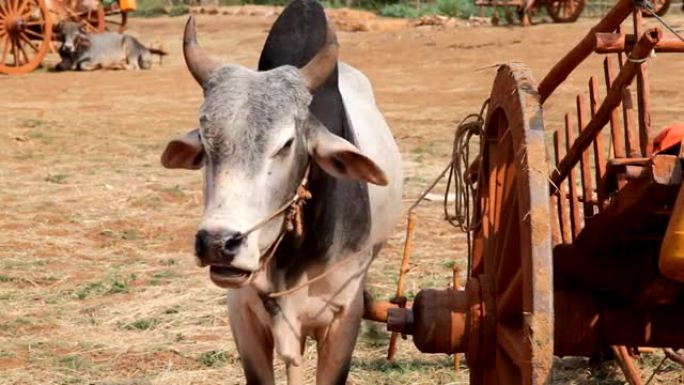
[160,1,402,384]
[54,22,166,71]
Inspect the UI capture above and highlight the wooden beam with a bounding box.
[549,28,662,193]
[537,0,634,103]
[595,33,684,53]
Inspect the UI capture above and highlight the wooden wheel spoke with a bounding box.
[15,35,30,63]
[497,268,522,320]
[1,35,9,64]
[19,31,38,52]
[497,323,525,364]
[0,0,9,16]
[495,198,520,283]
[496,348,523,384]
[12,37,21,66]
[26,20,45,26]
[15,0,27,15]
[24,28,43,38]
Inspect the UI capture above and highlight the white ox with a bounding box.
[161,9,402,385]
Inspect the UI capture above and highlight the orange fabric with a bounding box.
[653,124,684,154]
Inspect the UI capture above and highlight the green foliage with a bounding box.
[74,274,136,300]
[437,0,476,18]
[167,4,189,16]
[131,0,168,17]
[124,318,159,331]
[198,350,229,367]
[46,173,68,184]
[379,3,420,17]
[161,185,185,197]
[58,355,90,372]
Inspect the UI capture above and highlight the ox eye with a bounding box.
[275,138,294,157]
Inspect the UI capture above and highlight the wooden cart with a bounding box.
[0,0,132,74]
[476,0,671,26]
[364,0,684,383]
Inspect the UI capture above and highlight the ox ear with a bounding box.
[161,129,204,170]
[75,35,91,48]
[306,118,388,186]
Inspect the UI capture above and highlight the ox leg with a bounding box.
[315,287,363,385]
[287,362,303,385]
[227,288,275,385]
[77,60,98,71]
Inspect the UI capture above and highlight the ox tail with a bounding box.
[147,46,168,66]
[148,47,168,56]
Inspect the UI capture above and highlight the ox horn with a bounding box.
[299,21,338,92]
[183,16,220,87]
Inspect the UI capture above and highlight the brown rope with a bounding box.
[268,256,358,298]
[246,164,311,287]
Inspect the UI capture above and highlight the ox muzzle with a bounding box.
[195,229,252,287]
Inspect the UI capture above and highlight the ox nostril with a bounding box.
[195,230,209,257]
[222,232,244,253]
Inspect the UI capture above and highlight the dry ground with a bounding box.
[1,9,684,385]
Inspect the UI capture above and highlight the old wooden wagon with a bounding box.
[0,0,134,74]
[475,0,671,26]
[364,0,684,383]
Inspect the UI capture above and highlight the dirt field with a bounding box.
[2,9,684,385]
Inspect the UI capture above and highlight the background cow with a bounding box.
[54,22,166,71]
[160,1,403,384]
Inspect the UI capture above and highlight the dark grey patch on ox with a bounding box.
[258,0,372,285]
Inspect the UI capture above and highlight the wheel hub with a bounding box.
[4,16,24,34]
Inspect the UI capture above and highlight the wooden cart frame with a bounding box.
[364,0,684,383]
[0,0,130,74]
[475,0,671,26]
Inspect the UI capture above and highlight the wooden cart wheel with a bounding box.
[545,0,584,23]
[468,63,554,385]
[0,0,53,74]
[102,1,127,33]
[51,0,105,33]
[643,0,670,16]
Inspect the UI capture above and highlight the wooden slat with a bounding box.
[554,130,571,243]
[623,87,639,158]
[589,76,607,210]
[565,113,582,238]
[537,0,635,102]
[549,29,661,191]
[633,9,653,156]
[603,57,625,160]
[577,94,595,219]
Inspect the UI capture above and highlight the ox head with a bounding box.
[161,17,388,289]
[57,22,90,55]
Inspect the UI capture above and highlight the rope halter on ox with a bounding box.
[245,164,312,286]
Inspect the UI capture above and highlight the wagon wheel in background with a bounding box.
[545,0,584,22]
[643,0,670,16]
[0,0,53,74]
[467,63,554,385]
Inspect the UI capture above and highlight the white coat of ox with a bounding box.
[161,16,402,385]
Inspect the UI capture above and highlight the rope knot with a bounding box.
[285,185,312,236]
